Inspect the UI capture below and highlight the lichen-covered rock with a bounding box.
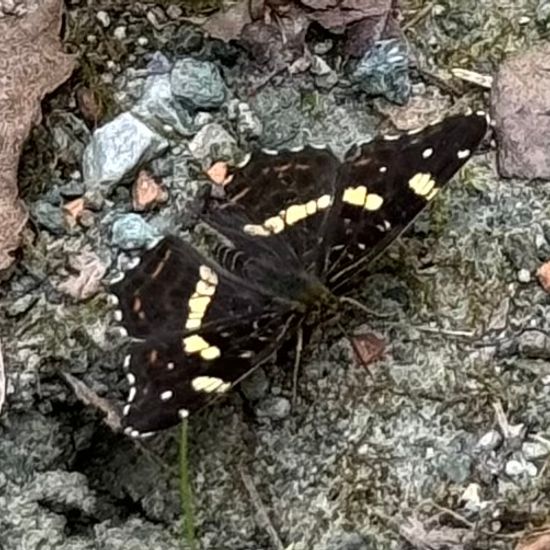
[82,113,169,193]
[171,57,227,111]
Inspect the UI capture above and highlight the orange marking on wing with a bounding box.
[151,250,172,279]
[149,349,158,364]
[132,296,142,313]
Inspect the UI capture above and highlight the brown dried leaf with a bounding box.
[0,0,75,271]
[63,197,85,228]
[76,86,103,126]
[537,261,550,293]
[351,332,385,367]
[132,170,168,211]
[206,161,233,186]
[57,249,107,301]
[517,532,550,550]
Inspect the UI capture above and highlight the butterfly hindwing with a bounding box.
[111,236,297,434]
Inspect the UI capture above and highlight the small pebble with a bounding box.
[113,26,126,40]
[96,10,110,27]
[517,268,531,283]
[257,396,291,420]
[477,430,502,450]
[111,214,159,250]
[522,440,549,460]
[461,483,481,510]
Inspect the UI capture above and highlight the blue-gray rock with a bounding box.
[111,214,160,250]
[171,57,227,111]
[131,73,195,137]
[31,201,66,235]
[82,112,169,194]
[48,111,91,166]
[350,39,411,105]
[235,102,263,138]
[145,51,172,75]
[188,122,242,168]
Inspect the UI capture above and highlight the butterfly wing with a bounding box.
[323,112,489,292]
[209,146,341,271]
[110,236,297,435]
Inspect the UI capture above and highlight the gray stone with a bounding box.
[131,73,195,137]
[257,396,291,420]
[492,42,550,178]
[82,112,168,193]
[235,102,263,138]
[111,214,160,250]
[171,57,227,111]
[188,122,242,168]
[477,430,502,450]
[240,368,269,401]
[350,39,411,105]
[522,440,550,460]
[30,201,65,235]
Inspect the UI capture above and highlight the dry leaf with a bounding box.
[63,197,85,227]
[132,169,168,211]
[517,532,550,550]
[0,0,75,271]
[537,261,550,293]
[57,249,107,301]
[351,332,385,367]
[76,86,103,126]
[206,161,233,186]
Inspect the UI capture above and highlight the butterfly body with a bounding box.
[110,112,489,436]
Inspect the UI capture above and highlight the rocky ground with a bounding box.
[3,0,550,549]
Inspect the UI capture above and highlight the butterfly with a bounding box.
[109,111,489,437]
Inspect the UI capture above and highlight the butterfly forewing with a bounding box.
[324,112,489,290]
[216,146,341,271]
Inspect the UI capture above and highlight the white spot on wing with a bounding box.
[178,408,189,419]
[422,147,433,159]
[457,149,470,159]
[160,390,173,401]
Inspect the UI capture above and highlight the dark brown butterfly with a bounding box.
[109,112,489,437]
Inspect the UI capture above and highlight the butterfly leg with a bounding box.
[339,295,396,319]
[291,326,304,408]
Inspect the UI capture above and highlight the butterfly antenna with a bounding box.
[339,296,395,319]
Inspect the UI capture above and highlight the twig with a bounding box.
[60,371,121,432]
[339,296,395,319]
[402,1,436,31]
[239,466,285,550]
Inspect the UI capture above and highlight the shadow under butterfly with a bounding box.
[109,111,490,437]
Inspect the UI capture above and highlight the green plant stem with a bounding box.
[180,418,198,550]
